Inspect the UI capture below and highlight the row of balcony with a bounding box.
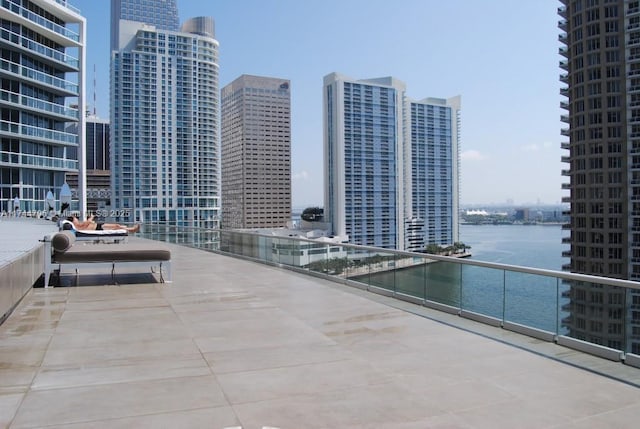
[1,0,80,43]
[0,151,77,170]
[0,58,78,96]
[1,28,79,70]
[0,120,78,145]
[0,90,78,120]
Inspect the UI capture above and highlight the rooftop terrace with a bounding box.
[1,219,639,428]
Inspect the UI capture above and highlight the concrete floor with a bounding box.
[1,239,640,428]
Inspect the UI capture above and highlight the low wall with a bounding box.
[0,217,58,323]
[0,244,44,324]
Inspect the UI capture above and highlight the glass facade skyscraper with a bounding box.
[323,73,460,251]
[111,2,220,227]
[0,0,86,213]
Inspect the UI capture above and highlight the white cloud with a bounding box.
[522,141,553,152]
[292,170,309,180]
[461,150,487,161]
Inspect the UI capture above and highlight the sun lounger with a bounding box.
[43,231,172,287]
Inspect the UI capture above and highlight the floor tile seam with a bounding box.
[10,404,237,429]
[37,353,209,371]
[223,378,410,407]
[568,400,640,423]
[210,357,355,376]
[24,370,222,394]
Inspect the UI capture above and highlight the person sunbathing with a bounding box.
[66,215,141,233]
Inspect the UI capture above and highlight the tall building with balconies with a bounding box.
[110,0,179,50]
[221,75,291,229]
[111,1,220,227]
[0,0,86,213]
[409,96,461,251]
[323,73,460,251]
[558,0,640,354]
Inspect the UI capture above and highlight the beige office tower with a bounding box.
[559,0,640,354]
[221,75,291,229]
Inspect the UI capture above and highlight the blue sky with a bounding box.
[73,0,562,208]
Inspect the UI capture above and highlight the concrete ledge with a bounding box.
[624,352,640,369]
[424,299,460,315]
[557,335,623,361]
[503,320,555,342]
[460,309,502,327]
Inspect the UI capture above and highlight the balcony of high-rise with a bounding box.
[1,217,639,428]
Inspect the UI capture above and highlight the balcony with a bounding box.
[0,120,78,146]
[1,0,80,45]
[0,90,79,121]
[1,59,79,96]
[558,19,567,31]
[0,27,79,70]
[559,46,569,57]
[561,142,570,149]
[1,219,640,427]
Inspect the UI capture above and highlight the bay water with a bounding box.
[366,223,569,332]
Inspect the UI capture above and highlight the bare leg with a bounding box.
[103,223,141,233]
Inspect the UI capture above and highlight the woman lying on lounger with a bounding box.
[66,215,141,233]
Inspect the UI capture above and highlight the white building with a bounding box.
[323,73,460,251]
[0,0,86,214]
[111,3,219,227]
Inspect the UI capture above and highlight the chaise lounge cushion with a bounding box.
[51,231,76,253]
[49,232,171,264]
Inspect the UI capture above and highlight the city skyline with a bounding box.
[74,0,562,207]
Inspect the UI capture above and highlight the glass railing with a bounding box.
[0,151,76,169]
[1,90,79,119]
[1,28,79,69]
[1,0,80,42]
[1,59,79,94]
[141,224,640,364]
[0,120,78,145]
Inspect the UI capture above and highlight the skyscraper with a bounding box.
[110,0,179,50]
[558,0,640,353]
[0,0,86,213]
[409,96,461,251]
[323,73,460,251]
[221,75,291,229]
[65,115,111,213]
[111,1,220,227]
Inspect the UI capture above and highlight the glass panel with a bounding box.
[461,265,503,319]
[504,271,558,332]
[425,260,461,307]
[395,255,427,299]
[366,250,399,293]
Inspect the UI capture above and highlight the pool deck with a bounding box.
[1,221,639,428]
